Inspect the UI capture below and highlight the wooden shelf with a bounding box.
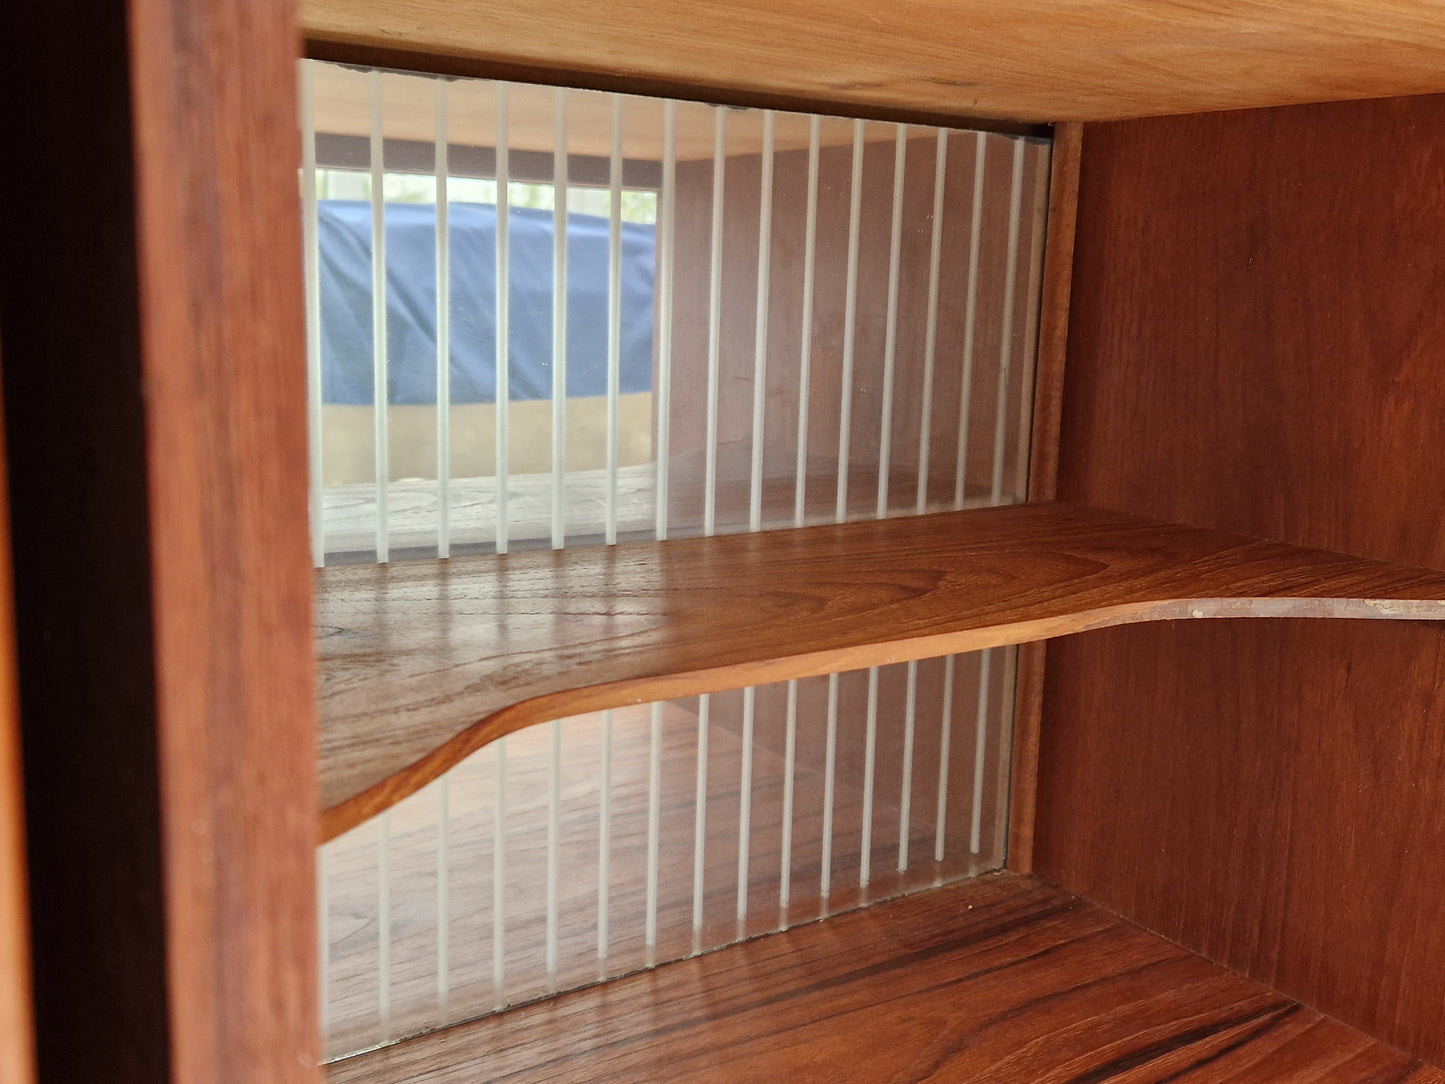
[318,501,1445,839]
[324,871,1445,1082]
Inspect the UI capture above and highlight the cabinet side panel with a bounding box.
[0,0,319,1079]
[1038,94,1445,1061]
[129,0,321,1078]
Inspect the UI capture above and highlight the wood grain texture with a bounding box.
[318,501,1445,839]
[1039,93,1445,1063]
[1007,121,1081,876]
[299,0,1445,124]
[326,871,1445,1083]
[0,350,34,1083]
[128,0,321,1078]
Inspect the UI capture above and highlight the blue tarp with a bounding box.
[318,200,656,405]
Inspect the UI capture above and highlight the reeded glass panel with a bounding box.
[321,654,1015,1059]
[300,58,1050,1061]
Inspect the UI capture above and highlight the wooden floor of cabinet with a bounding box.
[326,871,1445,1082]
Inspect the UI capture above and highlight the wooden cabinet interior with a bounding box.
[306,64,1445,1081]
[4,1,1445,1081]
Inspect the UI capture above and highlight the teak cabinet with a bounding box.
[3,1,1445,1081]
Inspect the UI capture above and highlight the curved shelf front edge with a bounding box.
[317,501,1445,840]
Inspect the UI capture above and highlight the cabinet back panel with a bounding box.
[1039,93,1445,1062]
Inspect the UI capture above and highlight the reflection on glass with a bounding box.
[301,62,1050,562]
[319,650,1015,1060]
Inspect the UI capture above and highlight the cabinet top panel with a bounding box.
[302,0,1445,124]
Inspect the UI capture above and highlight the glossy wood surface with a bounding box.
[1041,93,1445,1063]
[133,0,321,1077]
[326,872,1445,1083]
[300,0,1445,124]
[318,501,1445,839]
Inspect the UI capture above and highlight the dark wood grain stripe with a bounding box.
[1066,1003,1299,1084]
[1151,1006,1304,1083]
